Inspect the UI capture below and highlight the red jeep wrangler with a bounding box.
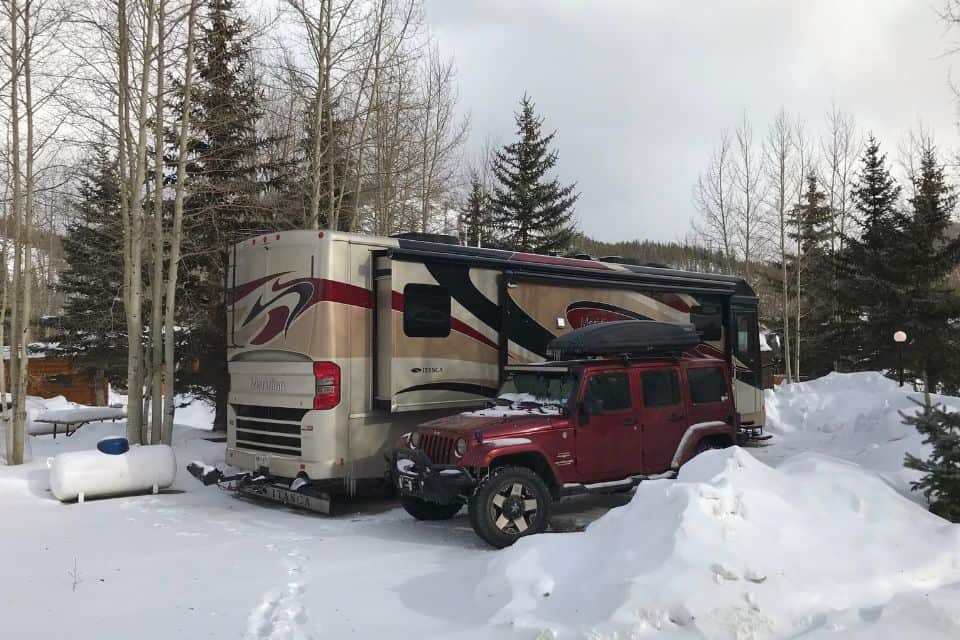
[394,324,737,547]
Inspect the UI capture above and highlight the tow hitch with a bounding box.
[187,462,332,514]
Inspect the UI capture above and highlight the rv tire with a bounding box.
[400,495,463,521]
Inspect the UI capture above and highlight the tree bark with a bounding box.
[119,0,156,444]
[8,0,24,465]
[162,0,198,444]
[150,0,166,444]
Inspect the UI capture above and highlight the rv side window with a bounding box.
[403,284,451,338]
[687,367,727,404]
[734,312,759,369]
[691,302,722,341]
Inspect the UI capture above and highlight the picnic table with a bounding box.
[34,407,127,439]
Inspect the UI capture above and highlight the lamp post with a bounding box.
[894,330,907,387]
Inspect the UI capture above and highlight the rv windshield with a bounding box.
[497,371,578,410]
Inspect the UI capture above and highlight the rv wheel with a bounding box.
[468,466,552,549]
[400,495,463,521]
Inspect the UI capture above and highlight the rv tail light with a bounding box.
[313,361,341,410]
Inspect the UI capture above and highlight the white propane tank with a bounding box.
[49,444,177,502]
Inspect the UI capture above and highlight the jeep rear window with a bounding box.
[688,367,727,404]
[499,372,577,408]
[641,369,681,407]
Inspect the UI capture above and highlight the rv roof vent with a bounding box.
[564,253,594,261]
[598,255,641,265]
[546,320,700,360]
[390,232,459,245]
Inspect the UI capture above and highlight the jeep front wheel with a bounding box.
[468,466,552,548]
[400,495,463,521]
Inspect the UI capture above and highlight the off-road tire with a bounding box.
[692,437,730,458]
[468,466,552,548]
[400,495,462,521]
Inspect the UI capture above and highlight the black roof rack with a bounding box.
[546,320,700,360]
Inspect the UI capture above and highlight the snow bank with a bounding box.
[764,371,959,496]
[49,444,177,502]
[478,447,960,639]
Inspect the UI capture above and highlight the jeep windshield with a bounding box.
[496,369,578,411]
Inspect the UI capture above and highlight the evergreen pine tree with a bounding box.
[904,396,960,522]
[490,95,578,254]
[52,149,128,383]
[837,136,905,373]
[901,145,960,390]
[790,173,835,376]
[462,171,487,247]
[170,0,290,428]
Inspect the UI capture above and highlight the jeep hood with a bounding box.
[417,411,565,440]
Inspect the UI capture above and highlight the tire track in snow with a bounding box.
[246,546,314,640]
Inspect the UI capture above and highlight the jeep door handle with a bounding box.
[623,418,638,426]
[668,414,684,422]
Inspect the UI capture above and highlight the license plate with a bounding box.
[398,475,419,492]
[254,453,269,468]
[264,485,312,508]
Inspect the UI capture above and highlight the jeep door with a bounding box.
[576,370,641,481]
[638,366,687,473]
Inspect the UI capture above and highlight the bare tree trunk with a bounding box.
[162,0,198,444]
[16,0,36,464]
[733,114,766,283]
[7,0,24,465]
[793,119,809,379]
[149,0,166,444]
[693,131,735,272]
[119,0,156,444]
[0,175,10,461]
[764,110,794,383]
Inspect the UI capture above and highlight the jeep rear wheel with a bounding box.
[400,495,463,521]
[468,466,552,548]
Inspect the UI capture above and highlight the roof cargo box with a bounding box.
[546,320,700,360]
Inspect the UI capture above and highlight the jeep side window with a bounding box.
[641,370,680,407]
[583,373,632,414]
[688,367,727,404]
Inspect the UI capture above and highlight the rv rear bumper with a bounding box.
[226,447,347,482]
[392,448,476,505]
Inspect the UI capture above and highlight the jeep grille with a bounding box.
[419,432,455,465]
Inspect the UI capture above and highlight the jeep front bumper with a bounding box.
[392,448,477,505]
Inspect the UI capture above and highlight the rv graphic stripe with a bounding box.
[425,262,501,331]
[396,382,499,397]
[232,273,373,345]
[565,301,650,329]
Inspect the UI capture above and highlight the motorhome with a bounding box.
[223,230,762,500]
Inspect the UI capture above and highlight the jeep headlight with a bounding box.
[454,437,468,458]
[409,431,421,449]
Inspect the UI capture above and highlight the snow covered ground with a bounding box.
[0,373,958,639]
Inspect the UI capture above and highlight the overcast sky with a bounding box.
[423,0,960,243]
